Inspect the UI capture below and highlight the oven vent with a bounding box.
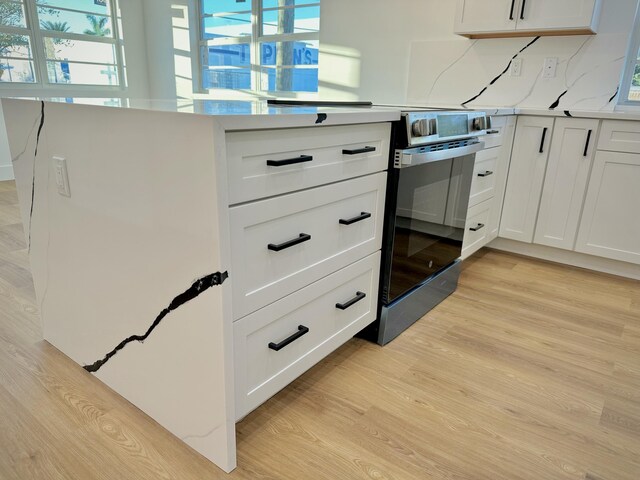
[417,139,477,153]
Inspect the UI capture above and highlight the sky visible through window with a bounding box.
[1,0,118,85]
[201,0,320,93]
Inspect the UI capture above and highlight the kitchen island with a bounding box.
[1,98,399,473]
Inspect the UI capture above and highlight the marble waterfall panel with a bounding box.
[1,99,237,473]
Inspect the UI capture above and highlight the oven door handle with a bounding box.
[394,141,485,168]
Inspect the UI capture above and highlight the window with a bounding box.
[0,0,122,87]
[199,0,320,94]
[619,3,640,105]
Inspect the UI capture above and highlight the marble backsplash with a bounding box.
[407,33,628,112]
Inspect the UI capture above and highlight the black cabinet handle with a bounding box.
[268,233,311,252]
[266,155,313,167]
[520,0,526,19]
[336,291,366,310]
[509,0,516,19]
[486,129,500,134]
[583,129,593,157]
[477,171,494,177]
[539,127,548,153]
[339,211,371,225]
[469,223,485,232]
[342,146,376,155]
[268,325,309,351]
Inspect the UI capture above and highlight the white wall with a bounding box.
[319,0,639,111]
[0,103,12,180]
[0,0,152,180]
[407,0,639,111]
[318,0,446,104]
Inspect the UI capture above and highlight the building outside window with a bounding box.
[199,0,320,94]
[0,0,123,88]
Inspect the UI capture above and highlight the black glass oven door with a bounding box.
[387,154,475,303]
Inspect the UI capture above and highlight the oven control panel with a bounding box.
[404,111,489,147]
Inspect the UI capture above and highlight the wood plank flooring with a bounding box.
[0,179,639,480]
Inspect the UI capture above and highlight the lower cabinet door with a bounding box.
[462,199,492,259]
[234,252,380,420]
[468,147,498,208]
[500,116,555,243]
[534,118,599,250]
[575,151,640,265]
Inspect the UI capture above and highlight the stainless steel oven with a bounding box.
[367,110,488,345]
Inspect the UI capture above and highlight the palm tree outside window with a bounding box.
[0,0,123,87]
[199,0,321,95]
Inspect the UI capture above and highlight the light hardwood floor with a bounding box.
[1,179,639,480]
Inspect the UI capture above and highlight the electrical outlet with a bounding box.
[53,156,71,197]
[543,57,558,79]
[510,58,523,77]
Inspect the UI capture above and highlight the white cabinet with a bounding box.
[455,0,601,38]
[454,0,517,36]
[534,118,600,250]
[575,151,640,265]
[518,0,601,33]
[462,115,516,259]
[500,116,554,243]
[229,123,389,417]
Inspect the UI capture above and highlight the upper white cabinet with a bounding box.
[454,0,518,36]
[454,0,602,38]
[499,116,554,243]
[518,0,601,32]
[534,118,600,250]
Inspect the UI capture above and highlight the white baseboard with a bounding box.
[488,238,640,281]
[0,164,15,181]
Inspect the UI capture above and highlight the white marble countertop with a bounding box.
[514,108,640,121]
[12,97,640,128]
[17,98,402,130]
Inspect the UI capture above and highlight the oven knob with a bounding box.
[412,119,428,137]
[472,116,488,131]
[411,119,436,137]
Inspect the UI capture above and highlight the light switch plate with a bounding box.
[53,156,71,197]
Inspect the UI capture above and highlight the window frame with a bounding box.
[617,0,640,107]
[197,0,320,98]
[0,0,125,92]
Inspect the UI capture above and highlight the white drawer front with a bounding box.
[598,120,640,153]
[234,252,380,419]
[462,198,492,259]
[469,147,498,207]
[230,173,386,319]
[226,123,390,204]
[483,116,508,149]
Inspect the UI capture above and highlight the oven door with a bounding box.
[383,147,478,304]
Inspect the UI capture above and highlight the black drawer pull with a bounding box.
[583,129,593,157]
[469,223,485,232]
[486,130,500,134]
[539,127,548,154]
[268,233,311,252]
[342,146,376,155]
[520,0,526,19]
[268,325,309,351]
[266,155,313,167]
[477,171,494,177]
[509,0,516,19]
[339,211,371,225]
[336,291,366,310]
